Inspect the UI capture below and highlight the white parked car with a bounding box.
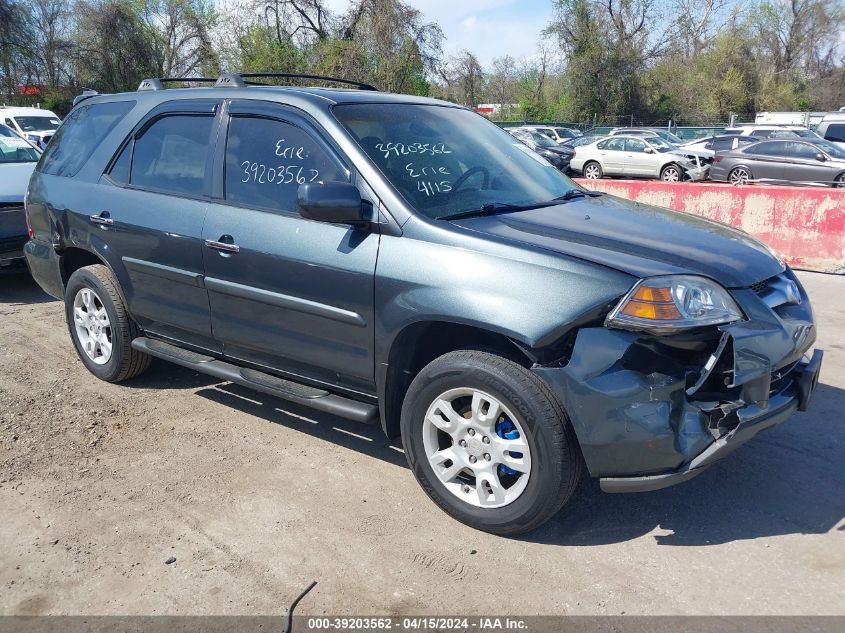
[722,125,821,141]
[570,135,710,182]
[0,106,62,149]
[815,113,845,150]
[607,127,685,145]
[516,125,582,143]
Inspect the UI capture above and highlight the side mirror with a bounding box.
[297,182,369,228]
[815,153,826,162]
[644,147,654,153]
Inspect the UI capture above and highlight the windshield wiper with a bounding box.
[439,189,604,221]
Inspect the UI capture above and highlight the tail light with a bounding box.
[713,155,722,163]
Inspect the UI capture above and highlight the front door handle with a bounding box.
[205,236,240,254]
[89,211,113,227]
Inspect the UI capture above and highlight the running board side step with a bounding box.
[131,337,379,424]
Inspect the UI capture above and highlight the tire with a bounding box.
[400,350,582,535]
[64,264,151,382]
[729,166,752,185]
[835,173,845,188]
[582,161,603,179]
[660,163,683,182]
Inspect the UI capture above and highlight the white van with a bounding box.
[816,113,845,150]
[0,106,62,149]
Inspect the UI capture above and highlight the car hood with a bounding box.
[0,162,37,202]
[543,145,574,156]
[452,194,784,288]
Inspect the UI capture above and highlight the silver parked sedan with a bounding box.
[709,139,845,187]
[569,135,710,181]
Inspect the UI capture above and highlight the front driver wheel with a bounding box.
[660,164,683,182]
[400,350,582,535]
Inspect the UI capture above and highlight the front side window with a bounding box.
[599,137,626,151]
[626,138,648,153]
[0,125,40,163]
[785,142,819,159]
[131,114,213,196]
[225,116,346,212]
[334,104,580,220]
[40,100,135,177]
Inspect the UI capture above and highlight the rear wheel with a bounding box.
[729,166,752,185]
[64,264,151,382]
[582,161,603,179]
[400,350,582,535]
[660,163,683,182]
[835,173,845,188]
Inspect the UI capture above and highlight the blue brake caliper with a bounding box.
[495,418,522,477]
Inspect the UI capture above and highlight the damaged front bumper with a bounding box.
[534,269,822,493]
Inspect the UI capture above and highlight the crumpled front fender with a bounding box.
[534,277,816,478]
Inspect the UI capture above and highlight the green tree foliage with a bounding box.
[1,0,843,122]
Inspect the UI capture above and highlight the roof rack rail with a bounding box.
[137,77,217,91]
[72,88,99,107]
[214,72,378,91]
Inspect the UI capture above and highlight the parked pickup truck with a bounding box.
[24,74,823,535]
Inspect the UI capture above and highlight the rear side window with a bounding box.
[130,115,214,196]
[823,124,845,143]
[746,141,787,156]
[39,101,135,177]
[224,116,346,213]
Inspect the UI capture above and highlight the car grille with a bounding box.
[749,278,771,294]
[770,361,799,397]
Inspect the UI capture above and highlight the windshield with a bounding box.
[553,127,576,139]
[648,137,675,152]
[817,141,845,159]
[334,104,579,220]
[656,131,684,144]
[792,128,820,139]
[0,126,40,162]
[526,130,556,147]
[13,115,60,132]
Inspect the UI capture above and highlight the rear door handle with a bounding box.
[89,212,113,227]
[205,237,240,254]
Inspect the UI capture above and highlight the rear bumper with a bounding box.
[23,238,64,298]
[599,350,821,493]
[0,235,28,272]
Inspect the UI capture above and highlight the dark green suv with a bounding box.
[24,73,822,535]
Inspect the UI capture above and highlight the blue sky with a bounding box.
[324,0,554,66]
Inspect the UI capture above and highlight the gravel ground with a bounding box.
[1,270,843,616]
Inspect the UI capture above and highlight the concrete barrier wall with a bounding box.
[573,179,845,274]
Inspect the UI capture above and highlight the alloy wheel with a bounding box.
[584,163,601,179]
[422,387,531,508]
[661,165,681,182]
[729,167,750,185]
[72,287,112,365]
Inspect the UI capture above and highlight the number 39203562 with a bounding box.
[240,161,320,185]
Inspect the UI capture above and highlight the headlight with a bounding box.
[606,275,743,334]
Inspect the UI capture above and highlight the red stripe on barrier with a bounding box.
[574,179,845,274]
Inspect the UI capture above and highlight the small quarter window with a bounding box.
[224,116,346,213]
